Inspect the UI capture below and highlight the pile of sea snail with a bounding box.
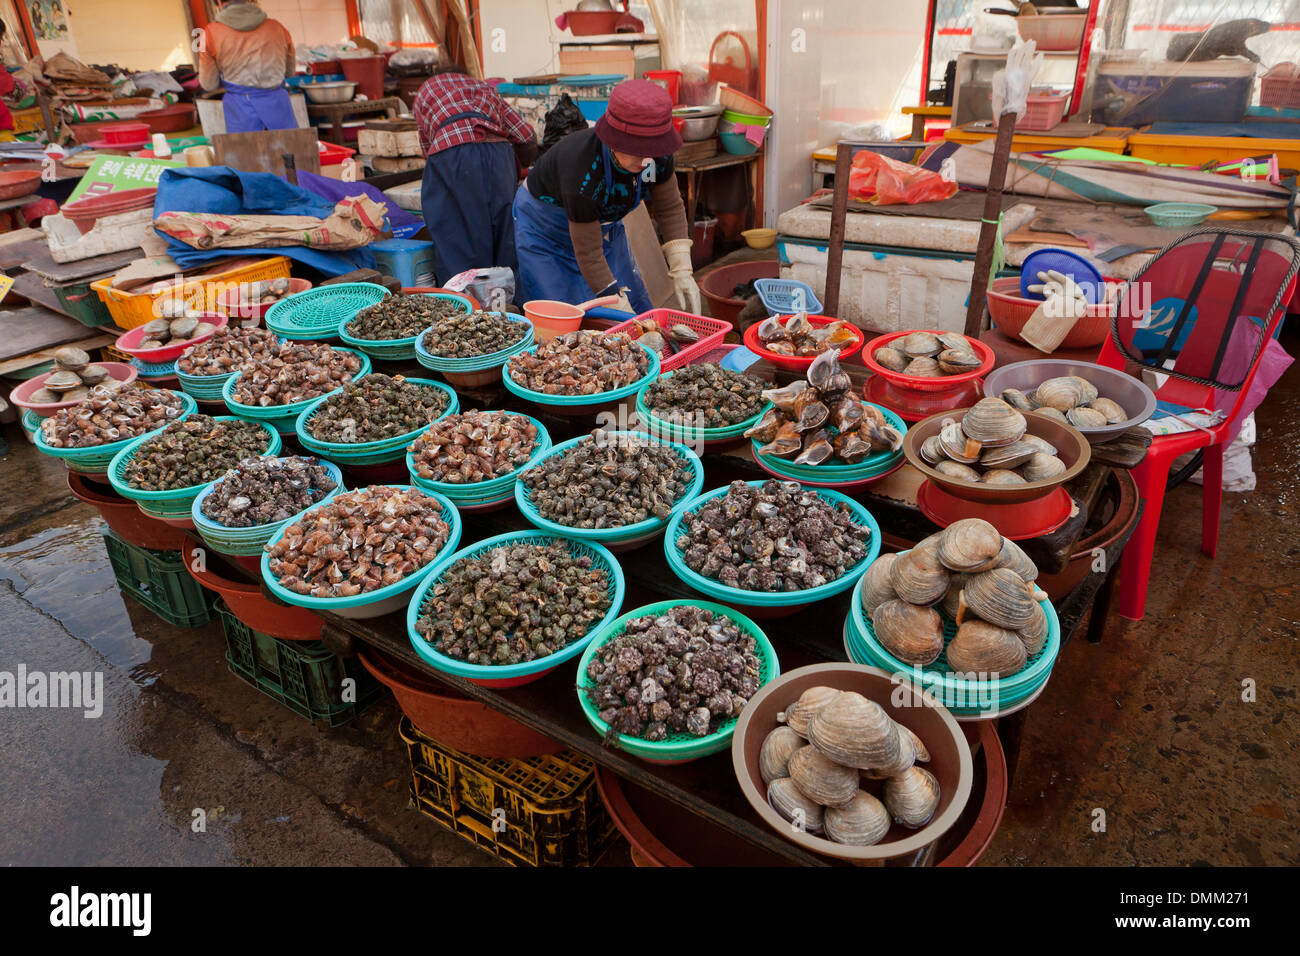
[678,479,872,592]
[1001,376,1126,429]
[520,432,692,529]
[746,349,902,465]
[414,540,611,664]
[872,330,982,378]
[135,312,219,353]
[27,348,114,405]
[643,362,765,429]
[419,310,528,358]
[40,386,185,448]
[408,411,539,484]
[585,605,762,742]
[346,293,466,341]
[123,415,270,491]
[305,374,449,444]
[177,327,279,377]
[861,518,1048,678]
[506,331,648,395]
[756,312,858,357]
[230,342,363,407]
[265,486,450,598]
[919,396,1067,485]
[761,687,941,846]
[199,456,337,528]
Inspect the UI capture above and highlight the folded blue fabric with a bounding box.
[154,166,377,275]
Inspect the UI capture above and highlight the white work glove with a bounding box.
[662,238,702,315]
[1027,268,1089,319]
[992,38,1043,120]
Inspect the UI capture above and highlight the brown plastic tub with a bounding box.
[699,260,779,325]
[1037,468,1139,601]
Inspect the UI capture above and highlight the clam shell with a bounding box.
[937,518,1003,573]
[269,277,291,296]
[937,332,973,353]
[884,766,941,829]
[191,321,218,340]
[767,777,825,833]
[860,553,899,616]
[992,536,1038,583]
[873,346,908,372]
[937,348,981,375]
[940,573,968,619]
[1067,406,1108,429]
[920,434,947,465]
[903,356,942,377]
[935,460,981,482]
[979,439,1037,469]
[44,370,83,391]
[760,726,805,784]
[873,599,944,666]
[1069,376,1099,404]
[903,726,930,763]
[55,347,90,371]
[1034,406,1068,424]
[874,718,919,776]
[1089,397,1126,424]
[169,316,200,339]
[982,468,1026,485]
[1022,452,1067,482]
[789,745,859,808]
[946,619,1028,676]
[139,339,166,352]
[1033,377,1086,412]
[806,690,901,771]
[961,397,1026,447]
[60,387,89,403]
[959,567,1037,630]
[1000,387,1039,411]
[1020,434,1058,456]
[29,387,63,404]
[889,547,950,606]
[1018,600,1049,656]
[142,317,172,335]
[78,365,109,384]
[901,331,941,358]
[777,685,841,737]
[824,791,891,846]
[939,419,981,463]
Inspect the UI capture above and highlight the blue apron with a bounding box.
[222,81,297,134]
[512,146,652,313]
[420,110,519,284]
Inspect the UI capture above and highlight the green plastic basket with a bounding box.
[756,447,904,485]
[634,371,772,445]
[265,282,391,340]
[176,367,235,401]
[514,432,704,547]
[405,530,625,688]
[406,412,552,501]
[33,391,198,475]
[575,600,780,763]
[293,378,459,463]
[106,417,281,520]
[191,458,346,556]
[102,529,212,627]
[413,311,535,372]
[662,480,881,607]
[502,341,660,408]
[220,348,370,433]
[339,292,474,361]
[751,402,908,479]
[1143,202,1217,229]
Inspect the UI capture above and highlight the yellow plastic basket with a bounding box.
[92,256,292,331]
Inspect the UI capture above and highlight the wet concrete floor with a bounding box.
[0,329,1295,866]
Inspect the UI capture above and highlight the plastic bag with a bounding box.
[445,266,516,310]
[847,150,958,205]
[539,94,589,158]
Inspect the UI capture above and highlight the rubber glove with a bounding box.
[597,282,635,313]
[661,238,702,315]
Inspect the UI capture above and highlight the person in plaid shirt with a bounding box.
[414,66,538,284]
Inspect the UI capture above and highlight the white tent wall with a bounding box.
[477,0,567,79]
[762,0,928,222]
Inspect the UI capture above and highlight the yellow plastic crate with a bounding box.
[1127,132,1300,175]
[92,256,292,331]
[943,125,1134,154]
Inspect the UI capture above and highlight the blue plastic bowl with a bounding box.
[33,391,198,475]
[294,378,458,463]
[261,485,462,619]
[502,341,660,408]
[405,530,625,687]
[515,432,704,548]
[191,457,345,556]
[663,480,881,607]
[340,292,474,361]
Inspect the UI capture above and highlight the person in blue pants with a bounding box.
[514,79,701,315]
[198,1,297,133]
[413,67,538,285]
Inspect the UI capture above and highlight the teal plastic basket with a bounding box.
[846,551,1061,717]
[220,348,370,434]
[663,480,881,607]
[33,391,198,475]
[293,378,458,464]
[413,311,535,373]
[751,402,907,479]
[756,448,904,485]
[502,341,660,408]
[406,412,552,502]
[405,530,625,688]
[339,292,474,361]
[264,283,390,340]
[1143,202,1217,229]
[191,458,345,557]
[260,486,461,618]
[634,371,772,445]
[106,417,281,520]
[514,432,704,547]
[130,356,179,378]
[176,367,235,401]
[575,600,780,763]
[21,409,43,440]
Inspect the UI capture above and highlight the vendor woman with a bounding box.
[198,0,297,133]
[513,80,701,314]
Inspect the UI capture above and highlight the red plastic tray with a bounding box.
[606,308,731,372]
[114,312,228,362]
[864,374,985,422]
[861,329,994,392]
[741,314,865,371]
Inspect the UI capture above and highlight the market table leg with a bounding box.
[1086,568,1117,645]
[996,709,1028,790]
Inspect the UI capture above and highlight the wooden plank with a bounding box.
[823,142,853,318]
[213,128,322,178]
[10,272,69,316]
[20,246,142,284]
[0,237,51,272]
[0,302,115,366]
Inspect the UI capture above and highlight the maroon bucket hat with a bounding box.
[594,79,682,157]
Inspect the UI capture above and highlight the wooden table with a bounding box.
[674,152,760,234]
[306,97,406,145]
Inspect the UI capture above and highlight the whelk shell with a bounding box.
[788,744,859,808]
[883,766,941,829]
[824,791,891,846]
[872,598,944,667]
[806,690,901,771]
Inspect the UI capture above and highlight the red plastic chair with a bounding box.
[1097,230,1300,620]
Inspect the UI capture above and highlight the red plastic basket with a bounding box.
[861,329,994,392]
[740,314,865,371]
[606,309,731,372]
[1261,63,1300,111]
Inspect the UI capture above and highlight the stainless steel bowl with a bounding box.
[673,104,724,142]
[982,359,1157,444]
[304,81,358,105]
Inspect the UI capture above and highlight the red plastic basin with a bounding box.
[740,313,865,371]
[67,471,188,551]
[101,122,151,146]
[10,362,138,415]
[183,541,324,640]
[115,312,228,363]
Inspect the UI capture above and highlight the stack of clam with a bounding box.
[861,519,1048,678]
[26,348,116,406]
[873,331,981,379]
[760,687,941,845]
[135,313,218,353]
[1001,376,1126,429]
[917,396,1066,486]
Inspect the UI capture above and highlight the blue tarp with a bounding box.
[153,166,377,275]
[295,169,424,240]
[1146,121,1300,141]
